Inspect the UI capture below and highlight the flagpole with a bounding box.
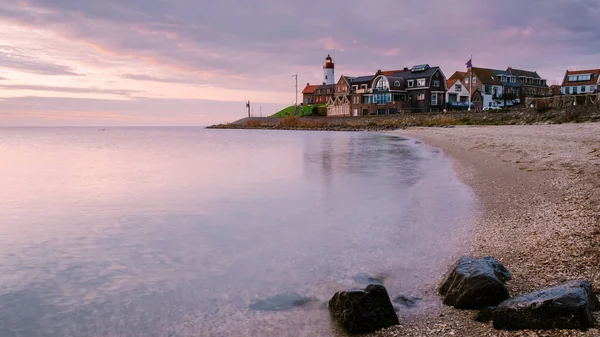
[468,54,472,111]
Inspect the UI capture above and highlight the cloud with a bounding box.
[119,73,200,84]
[2,0,600,125]
[0,50,82,76]
[0,84,141,96]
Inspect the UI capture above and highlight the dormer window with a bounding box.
[417,79,426,87]
[394,80,401,87]
[361,84,367,90]
[408,80,414,87]
[352,85,358,91]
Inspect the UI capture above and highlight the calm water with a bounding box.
[0,127,474,337]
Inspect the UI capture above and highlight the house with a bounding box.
[445,71,470,107]
[302,83,320,104]
[462,67,504,110]
[346,75,376,116]
[561,68,600,95]
[550,85,562,96]
[352,64,447,115]
[327,76,353,117]
[492,69,520,107]
[313,84,334,104]
[507,67,550,98]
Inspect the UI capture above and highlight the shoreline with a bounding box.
[207,108,600,132]
[377,123,600,336]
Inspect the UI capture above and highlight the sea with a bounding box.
[0,127,474,337]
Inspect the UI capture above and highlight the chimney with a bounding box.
[307,82,310,86]
[403,67,409,71]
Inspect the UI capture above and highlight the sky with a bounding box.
[1,0,600,126]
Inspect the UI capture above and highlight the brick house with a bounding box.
[302,83,320,104]
[313,84,334,104]
[550,85,562,96]
[351,64,446,115]
[561,68,600,95]
[507,67,550,98]
[462,67,504,109]
[327,76,353,116]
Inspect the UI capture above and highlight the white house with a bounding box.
[561,69,600,95]
[446,78,470,104]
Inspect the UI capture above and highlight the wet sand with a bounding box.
[379,123,600,336]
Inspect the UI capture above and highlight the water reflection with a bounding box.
[0,128,473,337]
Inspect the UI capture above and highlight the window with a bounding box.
[352,85,358,91]
[510,76,516,83]
[578,74,591,81]
[431,93,438,105]
[465,78,469,84]
[360,84,367,90]
[394,80,401,87]
[374,77,390,91]
[472,77,477,84]
[417,79,426,87]
[573,86,578,94]
[325,75,328,80]
[568,75,577,82]
[433,80,440,87]
[455,84,462,91]
[407,80,414,87]
[581,86,586,93]
[417,94,425,100]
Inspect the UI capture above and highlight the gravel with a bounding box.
[375,123,600,337]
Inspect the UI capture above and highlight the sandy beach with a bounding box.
[378,123,600,336]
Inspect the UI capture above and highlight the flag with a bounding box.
[465,58,472,69]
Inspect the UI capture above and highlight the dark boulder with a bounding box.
[329,284,399,334]
[492,280,600,330]
[474,306,496,323]
[249,293,312,311]
[439,256,511,310]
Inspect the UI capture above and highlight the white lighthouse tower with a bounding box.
[323,54,335,85]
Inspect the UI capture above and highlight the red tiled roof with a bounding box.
[471,67,502,85]
[302,84,320,94]
[562,69,600,86]
[446,79,458,89]
[448,71,466,81]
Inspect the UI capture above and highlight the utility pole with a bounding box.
[293,74,298,107]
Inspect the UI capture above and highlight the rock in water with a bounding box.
[329,284,399,334]
[393,295,421,308]
[249,293,312,311]
[439,256,511,310]
[492,280,600,330]
[352,272,384,286]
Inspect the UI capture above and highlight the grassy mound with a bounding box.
[271,104,325,117]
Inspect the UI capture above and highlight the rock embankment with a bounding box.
[207,107,600,131]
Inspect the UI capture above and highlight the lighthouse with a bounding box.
[323,54,335,85]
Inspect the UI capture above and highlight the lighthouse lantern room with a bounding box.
[323,54,335,85]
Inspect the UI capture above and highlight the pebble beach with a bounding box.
[379,123,600,336]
